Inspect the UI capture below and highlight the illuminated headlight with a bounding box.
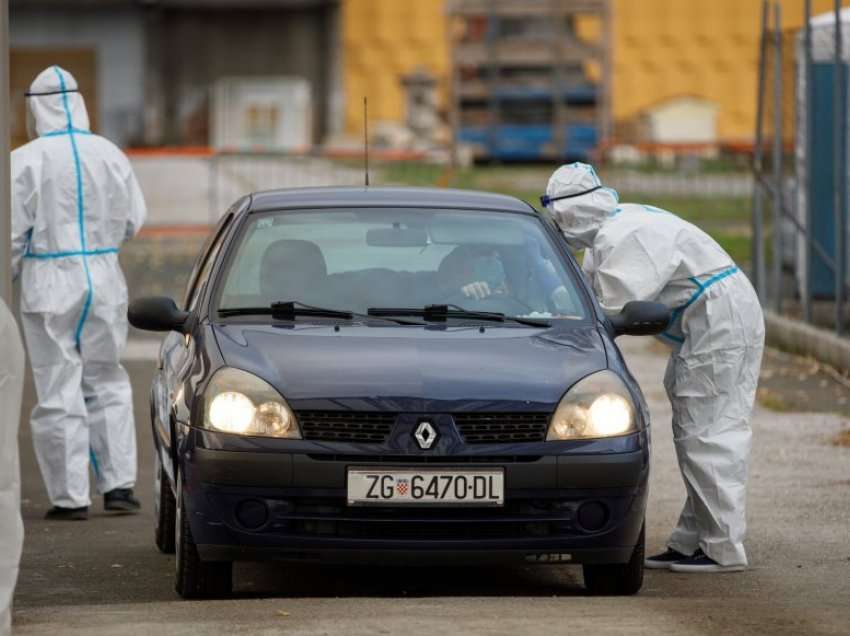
[204,368,301,438]
[547,371,636,440]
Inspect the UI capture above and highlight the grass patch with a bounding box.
[833,430,850,447]
[757,387,795,412]
[709,233,752,265]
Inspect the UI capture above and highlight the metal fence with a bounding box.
[752,0,850,335]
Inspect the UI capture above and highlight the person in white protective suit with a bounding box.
[543,163,764,573]
[0,299,25,636]
[11,66,147,520]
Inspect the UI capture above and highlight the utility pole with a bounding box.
[0,0,10,306]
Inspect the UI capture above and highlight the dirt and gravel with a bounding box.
[11,336,850,635]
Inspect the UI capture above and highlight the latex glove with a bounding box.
[461,281,492,300]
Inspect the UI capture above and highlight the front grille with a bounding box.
[453,413,549,443]
[298,412,396,443]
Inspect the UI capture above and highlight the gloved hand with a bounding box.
[461,281,493,300]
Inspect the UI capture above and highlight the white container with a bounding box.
[211,76,312,152]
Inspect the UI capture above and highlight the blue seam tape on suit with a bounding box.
[52,67,102,476]
[53,66,94,351]
[43,129,92,137]
[89,448,101,478]
[661,265,739,343]
[24,247,119,259]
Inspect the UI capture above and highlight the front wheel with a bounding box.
[582,523,645,596]
[174,474,233,599]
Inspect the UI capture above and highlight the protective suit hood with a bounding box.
[26,66,90,137]
[545,162,618,249]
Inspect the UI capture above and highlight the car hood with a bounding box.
[212,322,607,412]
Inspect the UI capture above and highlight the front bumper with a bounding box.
[179,429,649,565]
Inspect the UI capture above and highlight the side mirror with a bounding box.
[608,301,671,337]
[128,296,190,333]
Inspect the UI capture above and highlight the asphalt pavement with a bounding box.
[11,337,850,635]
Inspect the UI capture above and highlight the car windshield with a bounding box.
[215,208,589,321]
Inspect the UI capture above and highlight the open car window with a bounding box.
[215,208,590,322]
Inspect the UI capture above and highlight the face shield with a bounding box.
[471,252,508,290]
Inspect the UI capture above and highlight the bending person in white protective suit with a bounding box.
[0,299,25,636]
[543,163,764,573]
[11,66,147,520]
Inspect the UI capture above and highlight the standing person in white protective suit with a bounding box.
[0,299,25,636]
[542,163,764,573]
[11,66,147,520]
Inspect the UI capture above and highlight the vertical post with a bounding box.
[834,0,845,335]
[447,7,459,173]
[552,0,567,159]
[803,0,813,323]
[486,3,499,161]
[0,0,10,305]
[208,153,218,225]
[752,0,769,303]
[772,2,784,313]
[600,0,613,149]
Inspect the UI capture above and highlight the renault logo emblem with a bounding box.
[414,421,438,450]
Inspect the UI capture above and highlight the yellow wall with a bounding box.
[613,0,850,143]
[342,0,850,143]
[342,0,449,135]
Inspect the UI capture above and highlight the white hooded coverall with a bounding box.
[546,163,764,567]
[11,66,147,509]
[0,300,25,636]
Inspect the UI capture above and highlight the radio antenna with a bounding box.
[363,96,370,187]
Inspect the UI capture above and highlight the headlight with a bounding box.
[203,367,301,438]
[547,370,636,440]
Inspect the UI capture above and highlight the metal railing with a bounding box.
[207,151,455,221]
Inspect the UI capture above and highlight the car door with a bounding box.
[152,209,236,464]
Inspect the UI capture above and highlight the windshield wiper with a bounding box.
[368,304,551,328]
[218,301,353,320]
[218,301,426,325]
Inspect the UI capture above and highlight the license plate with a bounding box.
[347,468,504,506]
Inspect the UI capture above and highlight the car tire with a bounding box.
[582,523,645,596]
[174,474,233,599]
[154,452,176,554]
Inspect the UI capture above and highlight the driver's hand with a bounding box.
[461,281,492,300]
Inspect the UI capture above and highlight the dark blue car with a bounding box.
[128,187,670,599]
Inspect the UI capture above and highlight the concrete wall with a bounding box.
[10,6,146,146]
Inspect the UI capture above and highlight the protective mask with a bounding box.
[472,254,507,289]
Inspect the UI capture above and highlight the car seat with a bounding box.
[259,239,329,305]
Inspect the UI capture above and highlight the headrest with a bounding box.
[259,239,328,299]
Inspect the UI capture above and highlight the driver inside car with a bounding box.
[440,246,577,315]
[439,246,510,301]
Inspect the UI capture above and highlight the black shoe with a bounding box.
[669,549,746,573]
[45,506,88,521]
[104,488,141,513]
[645,548,692,569]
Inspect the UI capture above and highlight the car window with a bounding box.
[215,208,589,320]
[184,213,233,311]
